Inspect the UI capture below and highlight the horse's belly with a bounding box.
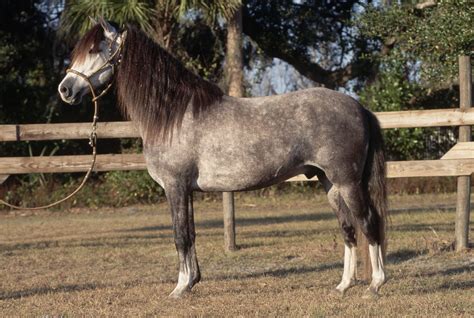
[194,163,307,192]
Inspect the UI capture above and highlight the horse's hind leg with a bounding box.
[166,185,201,298]
[338,182,385,294]
[317,172,357,294]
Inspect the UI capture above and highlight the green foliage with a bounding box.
[0,1,64,159]
[59,0,157,40]
[4,170,165,209]
[359,61,429,160]
[103,170,164,206]
[358,0,473,87]
[176,18,224,82]
[0,2,58,124]
[243,0,376,89]
[356,1,471,160]
[168,0,241,22]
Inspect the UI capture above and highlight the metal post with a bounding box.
[455,55,472,251]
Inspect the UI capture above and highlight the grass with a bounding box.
[0,192,472,316]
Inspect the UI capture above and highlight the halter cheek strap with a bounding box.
[66,32,125,102]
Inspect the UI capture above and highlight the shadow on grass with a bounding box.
[0,278,175,301]
[388,204,456,215]
[0,233,173,253]
[408,279,474,295]
[0,283,105,301]
[124,211,334,233]
[390,222,453,233]
[240,228,327,240]
[211,261,342,282]
[386,249,427,264]
[437,280,474,291]
[236,241,272,249]
[421,264,474,278]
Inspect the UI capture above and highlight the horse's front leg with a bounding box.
[167,185,200,298]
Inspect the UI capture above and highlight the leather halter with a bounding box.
[66,32,125,102]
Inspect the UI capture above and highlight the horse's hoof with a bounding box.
[168,286,190,299]
[362,287,380,300]
[335,279,355,296]
[331,287,346,298]
[332,288,346,298]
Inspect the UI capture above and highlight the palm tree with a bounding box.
[59,0,156,41]
[59,0,240,48]
[226,7,244,98]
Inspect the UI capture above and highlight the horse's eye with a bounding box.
[88,46,101,54]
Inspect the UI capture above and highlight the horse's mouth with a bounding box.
[69,96,82,105]
[60,93,82,105]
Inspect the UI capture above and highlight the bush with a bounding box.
[1,170,165,210]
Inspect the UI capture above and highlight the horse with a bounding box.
[58,19,388,299]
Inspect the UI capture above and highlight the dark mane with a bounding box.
[115,25,224,142]
[71,24,104,64]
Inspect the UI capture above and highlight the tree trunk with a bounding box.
[226,8,244,97]
[223,7,243,252]
[153,2,177,48]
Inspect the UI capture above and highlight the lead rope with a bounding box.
[0,94,99,210]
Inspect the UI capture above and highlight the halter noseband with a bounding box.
[66,32,125,102]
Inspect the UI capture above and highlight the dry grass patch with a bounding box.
[0,192,472,316]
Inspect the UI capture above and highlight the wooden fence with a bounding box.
[1,57,472,250]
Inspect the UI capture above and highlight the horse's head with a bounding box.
[58,18,126,105]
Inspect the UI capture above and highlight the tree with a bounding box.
[358,0,473,89]
[0,1,61,155]
[242,0,376,90]
[357,0,473,160]
[59,0,156,42]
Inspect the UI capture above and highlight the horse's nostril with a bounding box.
[60,85,70,96]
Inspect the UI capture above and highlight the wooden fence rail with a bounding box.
[2,108,474,179]
[1,108,474,142]
[1,154,474,179]
[0,56,472,251]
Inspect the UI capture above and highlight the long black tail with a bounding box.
[359,109,388,280]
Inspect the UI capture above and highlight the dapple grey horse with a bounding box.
[58,19,387,298]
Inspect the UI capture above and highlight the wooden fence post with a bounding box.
[223,7,243,252]
[223,192,236,251]
[455,55,472,251]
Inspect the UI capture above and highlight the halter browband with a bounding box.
[66,32,125,102]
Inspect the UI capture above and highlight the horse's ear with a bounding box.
[121,30,128,43]
[98,17,116,34]
[88,16,98,25]
[98,17,118,42]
